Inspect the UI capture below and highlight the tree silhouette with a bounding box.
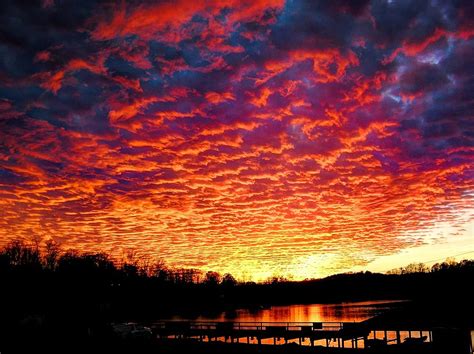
[43,240,60,271]
[204,271,221,286]
[0,237,472,354]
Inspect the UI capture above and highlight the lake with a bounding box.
[170,300,405,323]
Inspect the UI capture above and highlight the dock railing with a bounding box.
[152,320,345,333]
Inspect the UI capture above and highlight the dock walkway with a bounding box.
[151,320,430,349]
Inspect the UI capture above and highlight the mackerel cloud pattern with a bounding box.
[0,0,473,279]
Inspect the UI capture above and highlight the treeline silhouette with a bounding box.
[1,239,473,352]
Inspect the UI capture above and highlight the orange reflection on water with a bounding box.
[185,300,404,323]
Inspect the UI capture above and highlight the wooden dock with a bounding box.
[150,320,433,349]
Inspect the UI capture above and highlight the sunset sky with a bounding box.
[0,0,473,280]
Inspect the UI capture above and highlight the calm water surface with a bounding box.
[172,300,405,323]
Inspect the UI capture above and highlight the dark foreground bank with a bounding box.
[141,339,444,354]
[0,337,454,354]
[1,241,473,353]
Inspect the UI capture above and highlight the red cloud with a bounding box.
[91,0,284,41]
